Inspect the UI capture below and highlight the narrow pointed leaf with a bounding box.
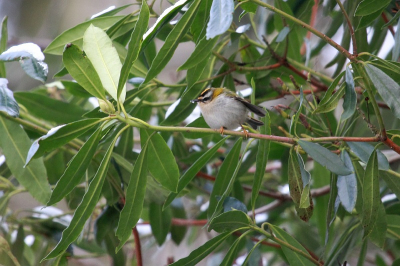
[0,16,8,77]
[43,139,115,260]
[0,117,51,204]
[288,147,303,205]
[208,138,242,218]
[314,72,344,113]
[144,0,201,83]
[149,202,172,246]
[290,87,303,136]
[355,0,391,16]
[298,140,352,175]
[341,66,356,120]
[47,127,102,206]
[365,64,400,119]
[117,0,149,100]
[380,170,400,199]
[164,137,227,208]
[268,224,315,266]
[220,235,246,266]
[83,25,126,103]
[251,111,270,211]
[116,142,148,251]
[178,36,218,70]
[209,210,251,233]
[0,78,19,117]
[206,0,234,39]
[393,18,400,61]
[337,150,357,213]
[44,16,125,55]
[26,118,101,165]
[362,150,380,238]
[63,44,106,100]
[140,129,179,192]
[169,232,233,266]
[368,203,387,248]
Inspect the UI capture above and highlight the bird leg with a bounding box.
[241,125,249,139]
[219,126,225,135]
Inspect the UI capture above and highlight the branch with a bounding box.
[132,227,143,266]
[381,12,395,37]
[335,0,357,56]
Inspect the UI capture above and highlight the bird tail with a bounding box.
[246,117,264,129]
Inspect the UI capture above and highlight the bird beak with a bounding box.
[190,99,199,103]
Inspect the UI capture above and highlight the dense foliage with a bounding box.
[1,0,400,265]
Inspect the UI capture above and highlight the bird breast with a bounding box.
[198,95,248,130]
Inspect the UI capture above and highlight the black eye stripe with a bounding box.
[202,97,210,101]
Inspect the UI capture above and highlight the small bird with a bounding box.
[191,87,266,137]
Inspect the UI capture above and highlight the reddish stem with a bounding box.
[132,227,143,266]
[381,12,395,37]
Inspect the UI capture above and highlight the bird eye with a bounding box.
[202,97,210,102]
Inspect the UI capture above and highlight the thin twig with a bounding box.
[132,227,143,266]
[381,12,395,37]
[335,0,357,56]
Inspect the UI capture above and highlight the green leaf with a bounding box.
[164,137,227,208]
[62,44,106,101]
[83,25,126,103]
[47,127,102,206]
[144,0,201,83]
[365,64,400,120]
[387,215,400,239]
[208,138,242,219]
[219,234,246,266]
[393,18,400,62]
[206,0,234,39]
[289,86,303,136]
[44,16,126,55]
[208,210,251,233]
[341,66,356,120]
[288,147,303,205]
[25,118,101,165]
[115,141,148,251]
[276,26,290,42]
[14,92,86,124]
[117,0,149,101]
[178,36,218,70]
[314,72,345,113]
[355,0,391,16]
[337,150,357,213]
[362,150,380,238]
[149,202,172,246]
[297,140,352,175]
[169,232,233,266]
[140,129,179,192]
[369,203,387,248]
[43,138,115,260]
[0,16,8,77]
[347,142,389,170]
[241,2,258,13]
[381,170,400,199]
[182,116,210,139]
[268,224,315,266]
[61,80,92,98]
[356,8,384,31]
[0,117,51,204]
[251,111,270,211]
[20,57,48,83]
[0,79,19,117]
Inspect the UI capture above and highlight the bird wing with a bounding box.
[234,97,266,117]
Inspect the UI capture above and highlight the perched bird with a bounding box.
[191,87,266,137]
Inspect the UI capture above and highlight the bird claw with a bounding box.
[241,125,249,139]
[219,126,224,135]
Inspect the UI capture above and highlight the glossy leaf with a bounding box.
[362,150,380,238]
[209,210,251,233]
[140,129,179,192]
[0,78,19,117]
[63,44,106,100]
[47,127,102,206]
[149,202,172,246]
[355,0,391,16]
[206,0,234,39]
[0,117,51,204]
[369,203,387,248]
[169,232,233,266]
[298,140,352,175]
[14,92,86,124]
[144,0,201,83]
[268,224,315,266]
[208,138,242,218]
[251,111,270,211]
[116,141,148,251]
[44,16,125,55]
[83,25,126,103]
[341,66,356,120]
[117,0,149,101]
[337,150,357,213]
[164,137,227,208]
[365,64,400,120]
[26,118,101,165]
[44,139,115,260]
[347,142,389,170]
